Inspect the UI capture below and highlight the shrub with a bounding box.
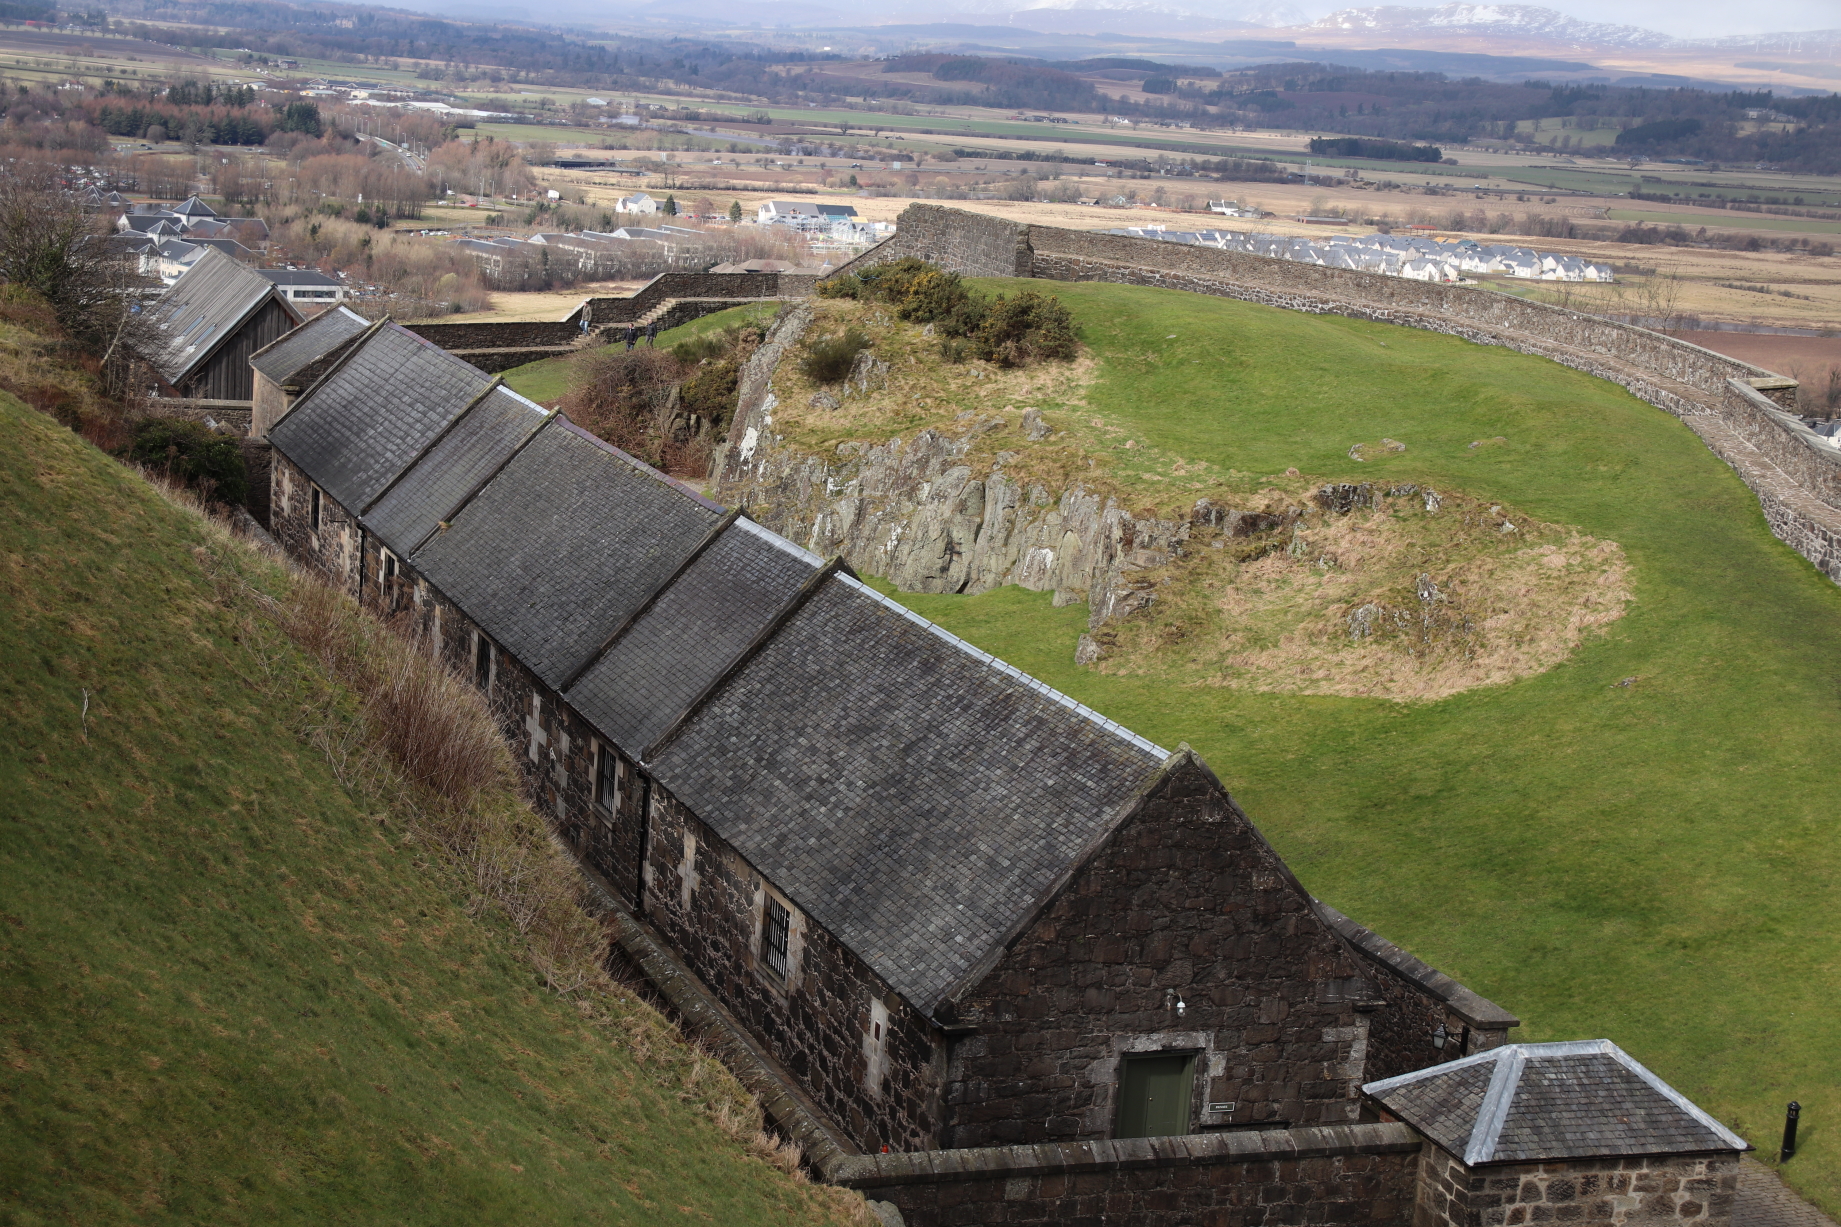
[896,269,972,326]
[816,272,862,300]
[560,346,682,459]
[799,328,870,385]
[973,291,1078,368]
[126,418,248,504]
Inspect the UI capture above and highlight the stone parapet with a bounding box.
[830,1122,1422,1226]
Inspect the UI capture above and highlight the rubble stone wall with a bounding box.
[1415,1144,1739,1227]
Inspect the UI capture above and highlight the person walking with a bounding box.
[645,321,658,347]
[624,324,637,351]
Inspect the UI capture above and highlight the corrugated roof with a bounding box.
[650,573,1168,1014]
[362,384,549,555]
[1365,1040,1748,1164]
[144,247,285,384]
[268,323,493,512]
[411,419,723,689]
[566,517,822,752]
[249,304,370,385]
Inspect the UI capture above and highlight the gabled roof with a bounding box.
[363,384,548,554]
[566,516,822,752]
[249,304,372,386]
[650,573,1167,1014]
[268,321,492,511]
[1365,1040,1748,1165]
[411,419,724,689]
[173,195,219,218]
[144,247,293,385]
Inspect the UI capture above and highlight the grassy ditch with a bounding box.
[866,277,1841,1214]
[0,395,865,1226]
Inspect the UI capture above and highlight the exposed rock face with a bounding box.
[722,422,1195,630]
[713,309,1209,629]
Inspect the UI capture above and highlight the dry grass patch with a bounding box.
[1097,486,1632,701]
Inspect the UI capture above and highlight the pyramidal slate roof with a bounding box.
[363,384,549,555]
[650,573,1168,1013]
[145,247,289,384]
[249,304,370,386]
[412,418,724,689]
[1365,1040,1748,1164]
[268,322,494,512]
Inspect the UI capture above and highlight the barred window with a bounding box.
[473,633,492,689]
[762,897,790,980]
[310,485,322,530]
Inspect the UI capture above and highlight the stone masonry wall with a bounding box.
[319,498,952,1159]
[946,755,1373,1147]
[833,1122,1423,1227]
[643,797,946,1155]
[1414,1144,1739,1227]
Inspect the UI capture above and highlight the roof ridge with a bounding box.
[358,376,503,516]
[833,573,1167,759]
[406,407,560,558]
[1465,1047,1526,1164]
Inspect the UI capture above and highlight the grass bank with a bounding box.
[0,395,860,1226]
[875,277,1841,1211]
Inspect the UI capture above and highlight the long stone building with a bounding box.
[246,308,1751,1224]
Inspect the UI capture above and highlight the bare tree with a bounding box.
[0,162,156,392]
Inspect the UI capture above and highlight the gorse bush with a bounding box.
[126,417,248,504]
[799,327,871,385]
[817,258,1078,368]
[973,291,1078,368]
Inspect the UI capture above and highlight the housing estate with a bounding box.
[208,220,1759,1222]
[1106,226,1613,284]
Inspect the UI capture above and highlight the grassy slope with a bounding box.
[502,302,783,405]
[881,278,1841,1206]
[0,397,846,1226]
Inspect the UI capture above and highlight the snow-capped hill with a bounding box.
[1308,3,1673,48]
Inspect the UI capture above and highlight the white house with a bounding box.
[256,268,350,305]
[757,200,860,227]
[617,192,659,215]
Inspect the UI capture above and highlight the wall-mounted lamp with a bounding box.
[1175,997,1187,1018]
[1432,1023,1469,1056]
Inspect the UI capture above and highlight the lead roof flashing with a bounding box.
[1364,1040,1749,1164]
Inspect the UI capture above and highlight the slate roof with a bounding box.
[650,573,1168,1013]
[363,384,548,555]
[1365,1040,1749,1164]
[249,304,370,385]
[411,419,723,689]
[268,322,493,512]
[566,517,822,752]
[144,247,286,384]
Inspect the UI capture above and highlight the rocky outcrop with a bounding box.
[713,320,1271,629]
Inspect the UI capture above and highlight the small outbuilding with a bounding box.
[1366,1039,1748,1227]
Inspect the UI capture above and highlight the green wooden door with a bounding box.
[1116,1053,1195,1139]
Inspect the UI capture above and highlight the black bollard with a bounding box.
[1781,1101,1800,1163]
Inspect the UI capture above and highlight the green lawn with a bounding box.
[502,302,783,404]
[880,278,1841,1210]
[0,397,848,1226]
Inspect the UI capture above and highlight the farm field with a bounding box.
[0,396,852,1227]
[855,277,1841,1214]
